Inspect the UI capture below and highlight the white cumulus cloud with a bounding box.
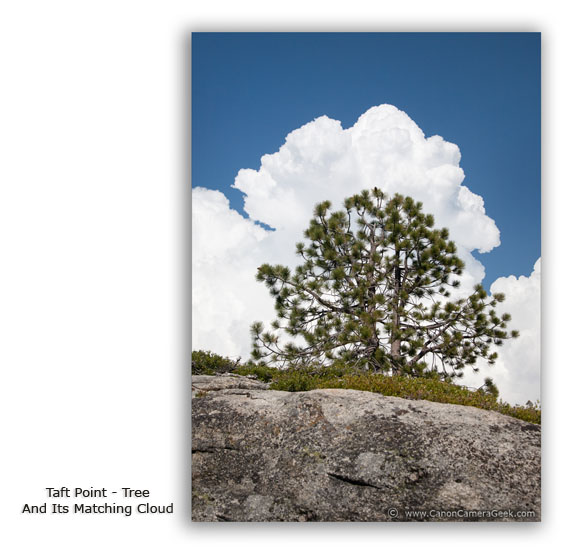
[192,104,539,404]
[192,188,275,357]
[460,259,541,405]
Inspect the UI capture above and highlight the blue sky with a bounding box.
[192,32,540,286]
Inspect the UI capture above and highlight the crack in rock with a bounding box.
[192,446,239,454]
[327,472,381,489]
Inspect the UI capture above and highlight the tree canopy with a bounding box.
[251,188,517,380]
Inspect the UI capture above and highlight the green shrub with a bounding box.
[269,370,540,424]
[191,351,540,424]
[232,363,279,383]
[191,350,239,375]
[191,350,278,380]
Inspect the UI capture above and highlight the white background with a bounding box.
[0,1,571,551]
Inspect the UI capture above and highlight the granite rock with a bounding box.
[192,375,540,521]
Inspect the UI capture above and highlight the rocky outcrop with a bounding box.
[192,374,540,522]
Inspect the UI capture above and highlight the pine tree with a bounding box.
[251,188,518,380]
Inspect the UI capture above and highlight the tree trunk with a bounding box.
[391,258,401,373]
